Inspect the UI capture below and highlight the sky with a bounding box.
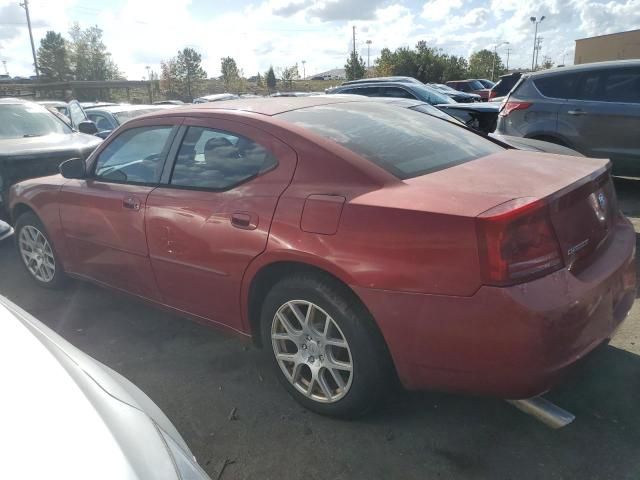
[0,0,639,79]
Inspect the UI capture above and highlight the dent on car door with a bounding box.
[59,120,180,299]
[145,119,297,331]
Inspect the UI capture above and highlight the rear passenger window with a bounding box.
[381,87,415,99]
[602,68,640,103]
[534,73,581,98]
[170,127,277,190]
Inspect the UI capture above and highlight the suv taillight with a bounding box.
[499,101,532,117]
[476,198,563,286]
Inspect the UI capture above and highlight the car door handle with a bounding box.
[230,212,258,230]
[567,110,587,116]
[122,196,141,211]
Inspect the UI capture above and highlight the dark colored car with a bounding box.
[10,97,635,419]
[446,79,492,101]
[0,99,102,217]
[490,72,522,101]
[328,79,499,133]
[38,100,99,135]
[429,83,481,103]
[86,105,174,139]
[496,60,640,176]
[477,79,496,89]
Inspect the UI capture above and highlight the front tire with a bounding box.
[261,273,393,418]
[15,212,66,289]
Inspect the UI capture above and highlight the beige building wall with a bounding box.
[575,29,640,64]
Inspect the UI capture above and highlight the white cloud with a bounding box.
[421,0,464,21]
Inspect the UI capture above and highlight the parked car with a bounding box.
[10,97,636,418]
[85,105,175,138]
[0,219,13,241]
[328,78,499,133]
[270,91,315,97]
[153,100,185,105]
[192,93,239,104]
[446,79,492,101]
[0,295,211,480]
[496,60,640,176]
[342,76,424,86]
[37,99,98,134]
[328,78,456,104]
[477,79,496,89]
[490,72,522,101]
[429,83,481,103]
[0,98,102,218]
[81,101,119,109]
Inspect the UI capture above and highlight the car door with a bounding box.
[68,100,88,130]
[145,117,297,331]
[59,118,180,300]
[570,67,640,175]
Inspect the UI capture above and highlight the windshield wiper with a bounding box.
[23,133,44,138]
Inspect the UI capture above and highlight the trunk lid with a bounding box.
[364,150,614,271]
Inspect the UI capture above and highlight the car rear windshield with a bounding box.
[0,103,71,139]
[278,103,503,179]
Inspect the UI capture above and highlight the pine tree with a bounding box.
[37,31,70,81]
[265,66,276,91]
[345,51,365,81]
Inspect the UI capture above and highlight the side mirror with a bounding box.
[78,120,98,135]
[60,158,86,179]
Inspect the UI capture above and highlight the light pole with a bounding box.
[491,41,509,81]
[366,39,372,70]
[19,0,39,79]
[146,66,152,103]
[301,60,306,80]
[530,16,545,71]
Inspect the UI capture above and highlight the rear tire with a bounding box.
[260,272,393,418]
[15,212,67,289]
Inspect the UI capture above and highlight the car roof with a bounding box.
[0,97,30,105]
[342,76,421,85]
[527,59,640,78]
[154,95,386,117]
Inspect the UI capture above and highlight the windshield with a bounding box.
[113,108,162,124]
[0,103,72,139]
[468,80,485,90]
[279,102,502,179]
[414,84,456,104]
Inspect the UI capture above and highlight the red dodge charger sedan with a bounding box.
[9,97,636,417]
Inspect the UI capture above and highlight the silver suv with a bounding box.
[496,60,640,176]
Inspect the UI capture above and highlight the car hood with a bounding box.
[0,296,189,480]
[0,132,101,157]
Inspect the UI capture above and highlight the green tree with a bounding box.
[37,31,70,81]
[220,56,240,91]
[265,66,276,91]
[374,48,395,77]
[68,23,120,81]
[176,47,207,100]
[256,72,264,88]
[160,58,180,98]
[279,63,299,89]
[468,49,504,80]
[345,51,366,80]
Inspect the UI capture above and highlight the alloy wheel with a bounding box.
[271,300,353,403]
[19,225,55,283]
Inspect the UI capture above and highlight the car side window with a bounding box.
[170,126,277,190]
[94,126,173,184]
[382,87,415,99]
[356,86,382,96]
[602,68,640,104]
[534,73,581,98]
[88,113,113,131]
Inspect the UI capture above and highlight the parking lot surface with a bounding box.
[1,177,639,480]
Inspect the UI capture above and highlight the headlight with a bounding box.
[156,426,211,480]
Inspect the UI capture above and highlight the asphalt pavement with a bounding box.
[1,177,639,480]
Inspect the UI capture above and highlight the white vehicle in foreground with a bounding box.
[0,295,211,480]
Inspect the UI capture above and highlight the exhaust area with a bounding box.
[507,397,576,429]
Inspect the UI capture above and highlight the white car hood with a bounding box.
[0,298,183,480]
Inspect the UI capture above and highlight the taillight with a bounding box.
[489,90,496,99]
[499,101,532,117]
[476,198,563,286]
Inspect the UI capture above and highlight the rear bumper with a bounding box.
[354,216,636,399]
